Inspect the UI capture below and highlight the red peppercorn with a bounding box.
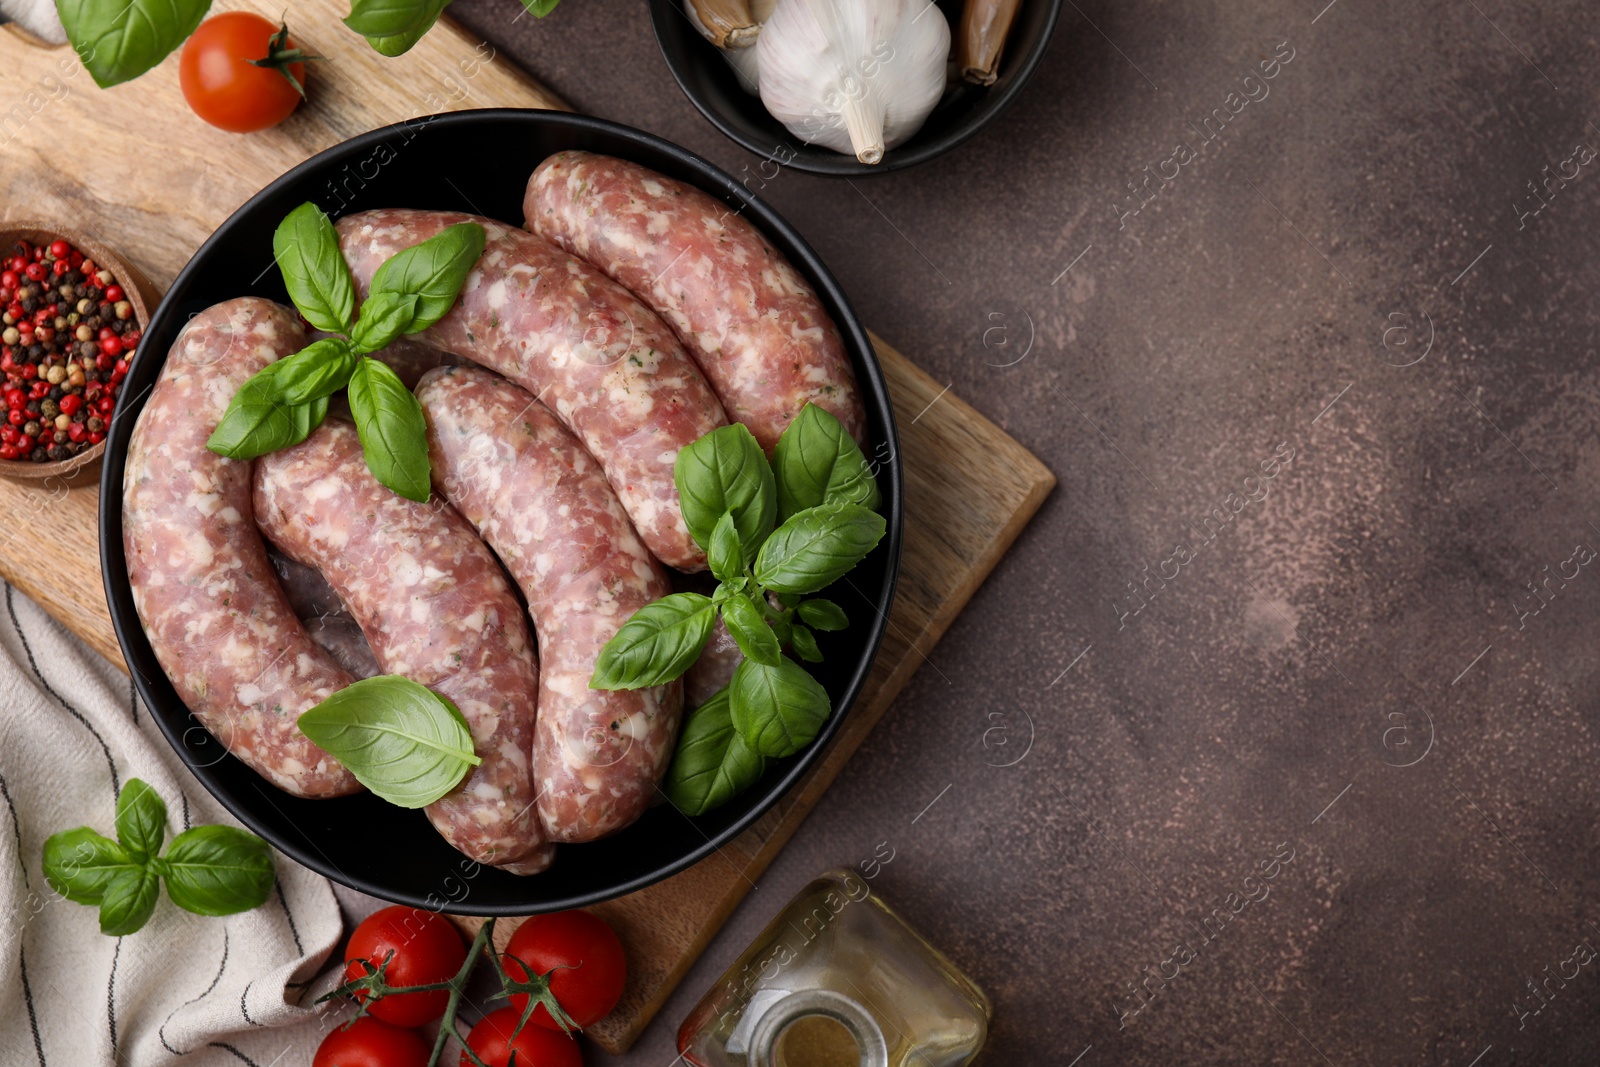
[0,445,17,461]
[96,395,114,414]
[113,358,129,376]
[58,395,81,416]
[51,259,70,277]
[95,352,113,371]
[23,263,45,283]
[97,326,116,341]
[104,285,124,303]
[100,336,123,358]
[88,430,104,445]
[35,327,54,345]
[66,423,86,444]
[29,382,49,400]
[19,365,35,380]
[0,272,15,290]
[7,410,23,427]
[48,240,69,260]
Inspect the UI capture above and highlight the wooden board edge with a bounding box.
[433,13,571,113]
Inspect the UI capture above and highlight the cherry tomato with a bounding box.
[461,1007,584,1067]
[502,910,626,1032]
[313,1017,430,1067]
[179,13,308,133]
[343,906,467,1028]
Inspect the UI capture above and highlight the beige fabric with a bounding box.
[0,0,65,43]
[0,585,350,1066]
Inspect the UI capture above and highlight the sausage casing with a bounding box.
[525,151,867,452]
[417,365,682,842]
[253,419,551,870]
[123,298,361,799]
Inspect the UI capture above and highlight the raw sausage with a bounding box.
[335,209,727,571]
[417,365,682,843]
[122,298,361,799]
[254,419,552,871]
[525,151,867,452]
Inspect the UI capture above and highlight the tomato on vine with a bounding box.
[500,910,627,1032]
[462,1007,584,1067]
[179,14,320,133]
[313,1016,430,1067]
[342,906,468,1027]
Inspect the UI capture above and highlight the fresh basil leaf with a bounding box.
[729,657,831,758]
[56,0,211,88]
[99,864,160,936]
[273,339,358,406]
[42,828,137,906]
[796,599,849,632]
[675,424,776,553]
[722,592,779,667]
[521,0,562,15]
[754,502,887,595]
[348,357,431,502]
[298,675,481,808]
[344,0,437,38]
[350,292,420,355]
[369,222,486,334]
[273,203,356,334]
[158,826,275,917]
[591,593,716,690]
[772,403,881,519]
[113,779,166,865]
[768,612,793,647]
[363,0,445,57]
[790,625,823,663]
[707,512,745,584]
[664,688,766,816]
[207,360,326,460]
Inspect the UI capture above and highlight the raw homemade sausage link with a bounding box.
[417,365,682,843]
[336,209,727,571]
[526,151,868,452]
[253,419,552,871]
[122,297,361,799]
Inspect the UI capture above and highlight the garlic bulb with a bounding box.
[755,0,951,164]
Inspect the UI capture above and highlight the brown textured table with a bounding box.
[433,0,1600,1063]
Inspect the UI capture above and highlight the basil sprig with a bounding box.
[207,204,485,503]
[297,675,482,808]
[592,404,885,815]
[42,779,275,936]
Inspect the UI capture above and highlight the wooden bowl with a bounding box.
[0,223,160,486]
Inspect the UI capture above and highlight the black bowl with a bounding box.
[100,110,902,915]
[650,0,1062,176]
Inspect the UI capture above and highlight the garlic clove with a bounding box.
[957,0,1022,86]
[687,0,761,49]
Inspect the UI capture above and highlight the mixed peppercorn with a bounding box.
[0,237,136,462]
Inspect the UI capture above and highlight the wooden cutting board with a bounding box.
[0,9,1054,1054]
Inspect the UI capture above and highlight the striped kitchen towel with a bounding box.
[0,584,353,1066]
